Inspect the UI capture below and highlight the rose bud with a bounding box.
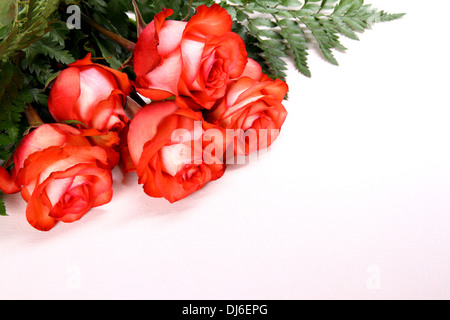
[2,124,113,231]
[127,101,226,203]
[48,54,132,133]
[206,73,289,157]
[48,54,132,168]
[133,4,254,110]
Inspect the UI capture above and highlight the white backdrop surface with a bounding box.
[1,0,449,300]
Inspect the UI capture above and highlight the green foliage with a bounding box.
[0,0,15,38]
[0,0,404,158]
[0,0,67,166]
[128,0,403,79]
[0,61,32,163]
[0,196,6,216]
[0,0,63,61]
[0,0,403,217]
[83,0,136,69]
[215,0,405,79]
[132,0,201,22]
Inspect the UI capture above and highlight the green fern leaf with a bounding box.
[216,0,404,79]
[0,197,6,216]
[0,0,62,61]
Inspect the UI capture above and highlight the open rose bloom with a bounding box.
[133,4,256,110]
[0,124,113,231]
[128,101,226,203]
[207,73,289,156]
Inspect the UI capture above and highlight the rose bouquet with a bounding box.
[0,0,403,231]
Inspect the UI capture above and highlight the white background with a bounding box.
[1,0,449,300]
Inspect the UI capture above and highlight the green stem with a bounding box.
[80,12,136,52]
[183,0,194,21]
[24,105,43,127]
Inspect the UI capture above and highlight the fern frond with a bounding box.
[277,17,311,77]
[217,0,405,79]
[0,197,6,216]
[0,0,62,61]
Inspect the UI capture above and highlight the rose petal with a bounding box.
[48,67,81,123]
[0,167,20,194]
[158,20,188,56]
[134,9,174,78]
[153,155,195,203]
[180,38,206,86]
[212,32,248,79]
[14,124,71,170]
[184,4,232,38]
[128,101,179,166]
[71,53,131,94]
[44,176,75,207]
[240,58,263,81]
[93,188,113,207]
[135,49,183,100]
[17,145,108,188]
[75,67,118,122]
[26,195,57,231]
[90,90,126,132]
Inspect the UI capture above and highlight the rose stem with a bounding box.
[80,12,136,52]
[125,96,143,120]
[24,105,44,127]
[184,0,194,21]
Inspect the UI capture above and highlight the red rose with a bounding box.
[127,101,226,203]
[48,54,132,167]
[206,72,289,156]
[1,124,113,231]
[133,4,256,110]
[48,54,132,132]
